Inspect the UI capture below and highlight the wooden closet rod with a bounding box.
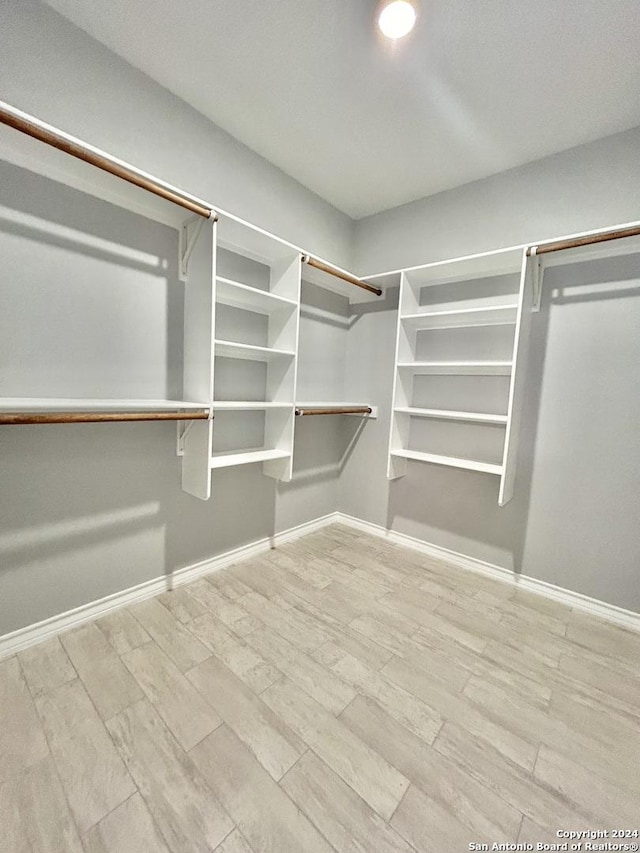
[528,224,640,257]
[295,407,372,416]
[0,102,214,220]
[0,411,211,425]
[303,256,382,296]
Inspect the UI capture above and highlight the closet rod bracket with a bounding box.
[179,213,215,281]
[530,246,543,312]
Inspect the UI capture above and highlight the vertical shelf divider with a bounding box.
[498,249,534,506]
[387,272,410,479]
[181,218,216,499]
[263,253,301,482]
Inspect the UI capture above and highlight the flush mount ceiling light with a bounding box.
[378,1,417,39]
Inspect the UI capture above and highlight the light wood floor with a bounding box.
[2,524,639,853]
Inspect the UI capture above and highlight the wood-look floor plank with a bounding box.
[262,676,409,821]
[244,625,357,714]
[265,548,333,588]
[187,656,305,781]
[391,783,474,853]
[566,611,640,663]
[60,623,143,720]
[382,655,539,771]
[17,637,76,697]
[534,744,640,824]
[82,792,171,853]
[207,572,254,601]
[122,641,221,751]
[330,651,443,744]
[0,657,49,785]
[186,579,261,637]
[129,598,211,672]
[188,613,281,694]
[434,721,593,830]
[107,699,233,853]
[558,648,640,713]
[281,749,416,853]
[0,756,84,853]
[390,634,475,696]
[96,608,151,656]
[463,673,640,790]
[240,591,331,652]
[191,725,334,853]
[214,828,255,853]
[35,679,135,833]
[157,587,208,624]
[340,694,523,841]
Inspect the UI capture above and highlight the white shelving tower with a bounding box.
[387,246,534,505]
[181,217,302,499]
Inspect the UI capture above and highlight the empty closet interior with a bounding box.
[1,3,640,853]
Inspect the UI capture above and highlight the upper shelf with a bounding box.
[367,247,525,289]
[0,398,209,412]
[0,102,212,230]
[401,303,518,330]
[215,277,297,314]
[535,231,640,268]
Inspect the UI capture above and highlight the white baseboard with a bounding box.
[335,512,640,632]
[0,512,338,659]
[2,508,638,659]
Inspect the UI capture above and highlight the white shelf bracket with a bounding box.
[176,406,212,456]
[176,419,194,456]
[530,246,543,312]
[179,216,206,282]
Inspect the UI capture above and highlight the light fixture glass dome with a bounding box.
[378,1,417,39]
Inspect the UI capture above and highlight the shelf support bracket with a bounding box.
[176,407,213,456]
[530,246,543,312]
[179,216,206,282]
[176,419,195,456]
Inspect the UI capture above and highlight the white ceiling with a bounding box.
[44,0,640,218]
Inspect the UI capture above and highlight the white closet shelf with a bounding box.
[396,361,513,375]
[210,448,291,469]
[214,339,295,362]
[0,398,209,412]
[401,246,525,288]
[400,304,518,330]
[0,113,211,230]
[211,402,292,410]
[391,449,503,476]
[394,407,508,424]
[295,401,371,408]
[216,277,297,314]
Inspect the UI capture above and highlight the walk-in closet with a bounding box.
[1,2,639,851]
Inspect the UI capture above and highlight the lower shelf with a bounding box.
[390,449,503,475]
[210,448,291,470]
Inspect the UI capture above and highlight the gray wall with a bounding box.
[0,2,352,635]
[343,130,640,612]
[0,0,353,268]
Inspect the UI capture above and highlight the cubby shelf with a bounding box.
[394,407,508,424]
[210,448,291,469]
[391,449,503,476]
[400,303,518,330]
[216,277,297,314]
[214,339,295,361]
[397,361,513,375]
